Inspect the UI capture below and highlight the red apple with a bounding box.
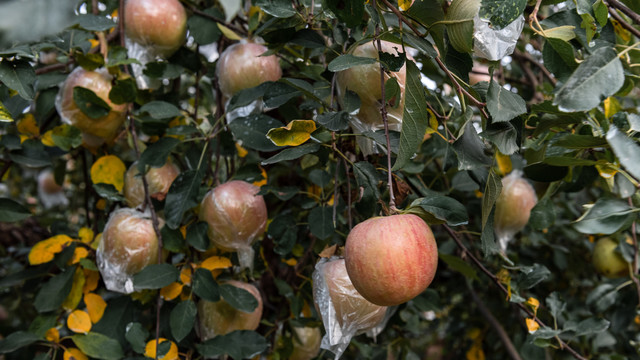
[97,208,161,293]
[593,237,628,278]
[344,214,438,306]
[197,280,263,340]
[289,326,322,360]
[199,180,267,252]
[124,0,187,57]
[216,42,282,101]
[57,67,128,146]
[123,160,180,207]
[494,171,538,251]
[314,258,387,331]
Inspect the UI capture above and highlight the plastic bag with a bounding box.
[473,15,525,61]
[199,181,267,270]
[96,208,162,293]
[37,169,68,209]
[494,170,538,252]
[312,257,388,359]
[123,160,180,208]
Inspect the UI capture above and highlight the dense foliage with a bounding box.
[1,0,640,359]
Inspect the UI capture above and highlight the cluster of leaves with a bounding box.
[0,0,639,359]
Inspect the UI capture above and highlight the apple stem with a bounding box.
[372,0,397,213]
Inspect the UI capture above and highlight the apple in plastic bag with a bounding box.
[124,0,187,57]
[216,42,282,101]
[56,67,127,146]
[197,280,263,340]
[123,160,180,207]
[289,326,322,360]
[344,214,438,306]
[494,171,538,251]
[593,237,628,278]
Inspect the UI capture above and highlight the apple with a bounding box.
[494,171,538,251]
[197,280,263,340]
[216,42,282,101]
[97,208,161,293]
[289,326,322,360]
[57,67,128,146]
[199,180,267,252]
[124,0,187,57]
[469,62,493,86]
[314,258,387,331]
[123,160,180,207]
[344,214,438,306]
[593,237,628,278]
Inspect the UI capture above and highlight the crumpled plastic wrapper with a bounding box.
[336,41,406,156]
[494,170,538,252]
[199,181,267,270]
[473,15,525,61]
[55,67,127,147]
[123,160,180,208]
[97,208,163,294]
[312,257,388,359]
[37,169,68,209]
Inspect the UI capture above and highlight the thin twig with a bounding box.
[442,224,588,360]
[182,2,247,36]
[606,0,640,24]
[512,50,557,86]
[605,2,640,39]
[344,158,353,230]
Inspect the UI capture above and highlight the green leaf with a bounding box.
[73,87,111,119]
[219,284,259,313]
[74,52,105,71]
[0,198,31,222]
[34,266,76,313]
[0,100,14,122]
[188,7,223,45]
[74,14,117,31]
[481,209,500,256]
[482,169,502,229]
[9,139,51,167]
[109,76,137,105]
[133,264,179,290]
[170,300,197,342]
[192,268,220,302]
[606,125,640,181]
[186,222,210,252]
[328,54,377,72]
[405,196,469,226]
[227,83,269,111]
[125,322,148,354]
[553,46,624,112]
[255,0,297,17]
[529,197,556,230]
[0,59,35,100]
[325,0,364,27]
[565,318,610,337]
[137,137,180,172]
[228,114,284,152]
[261,143,321,165]
[554,134,608,149]
[486,79,527,123]
[479,0,527,29]
[268,214,297,255]
[138,101,182,119]
[165,169,206,229]
[353,161,382,200]
[50,124,83,151]
[93,183,126,202]
[523,162,568,182]
[439,253,479,281]
[515,264,551,289]
[453,121,492,170]
[0,331,41,354]
[316,111,350,131]
[402,33,437,58]
[546,292,565,320]
[573,197,635,235]
[393,60,429,170]
[71,332,124,360]
[196,330,269,359]
[483,121,519,155]
[308,206,334,240]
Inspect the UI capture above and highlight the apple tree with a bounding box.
[0,0,639,359]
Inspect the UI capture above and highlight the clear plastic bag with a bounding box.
[96,208,162,293]
[494,170,538,252]
[312,257,388,359]
[199,181,268,270]
[473,15,525,61]
[123,160,180,208]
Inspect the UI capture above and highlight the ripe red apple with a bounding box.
[344,214,438,306]
[593,237,628,278]
[494,171,538,251]
[123,160,180,207]
[199,180,267,252]
[314,258,387,331]
[124,0,187,57]
[216,42,282,101]
[197,280,263,340]
[289,326,322,360]
[97,208,161,293]
[57,67,128,146]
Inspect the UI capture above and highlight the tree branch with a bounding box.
[606,0,640,24]
[604,2,640,39]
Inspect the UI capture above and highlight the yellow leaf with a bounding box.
[83,270,99,294]
[69,247,89,265]
[62,268,86,311]
[17,114,40,138]
[218,23,242,40]
[96,199,107,210]
[611,19,631,42]
[398,0,414,11]
[180,267,192,285]
[41,129,55,147]
[0,100,14,122]
[201,256,233,271]
[145,338,179,360]
[496,152,513,175]
[596,163,617,179]
[542,25,576,41]
[29,235,74,265]
[84,293,107,323]
[89,39,100,49]
[90,155,126,192]
[496,269,512,300]
[252,167,267,187]
[526,297,540,315]
[45,327,60,343]
[267,120,317,147]
[235,142,248,158]
[526,318,540,333]
[282,258,297,266]
[67,310,92,334]
[160,282,184,301]
[604,97,621,119]
[425,109,438,134]
[465,339,485,360]
[78,227,94,244]
[64,348,88,360]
